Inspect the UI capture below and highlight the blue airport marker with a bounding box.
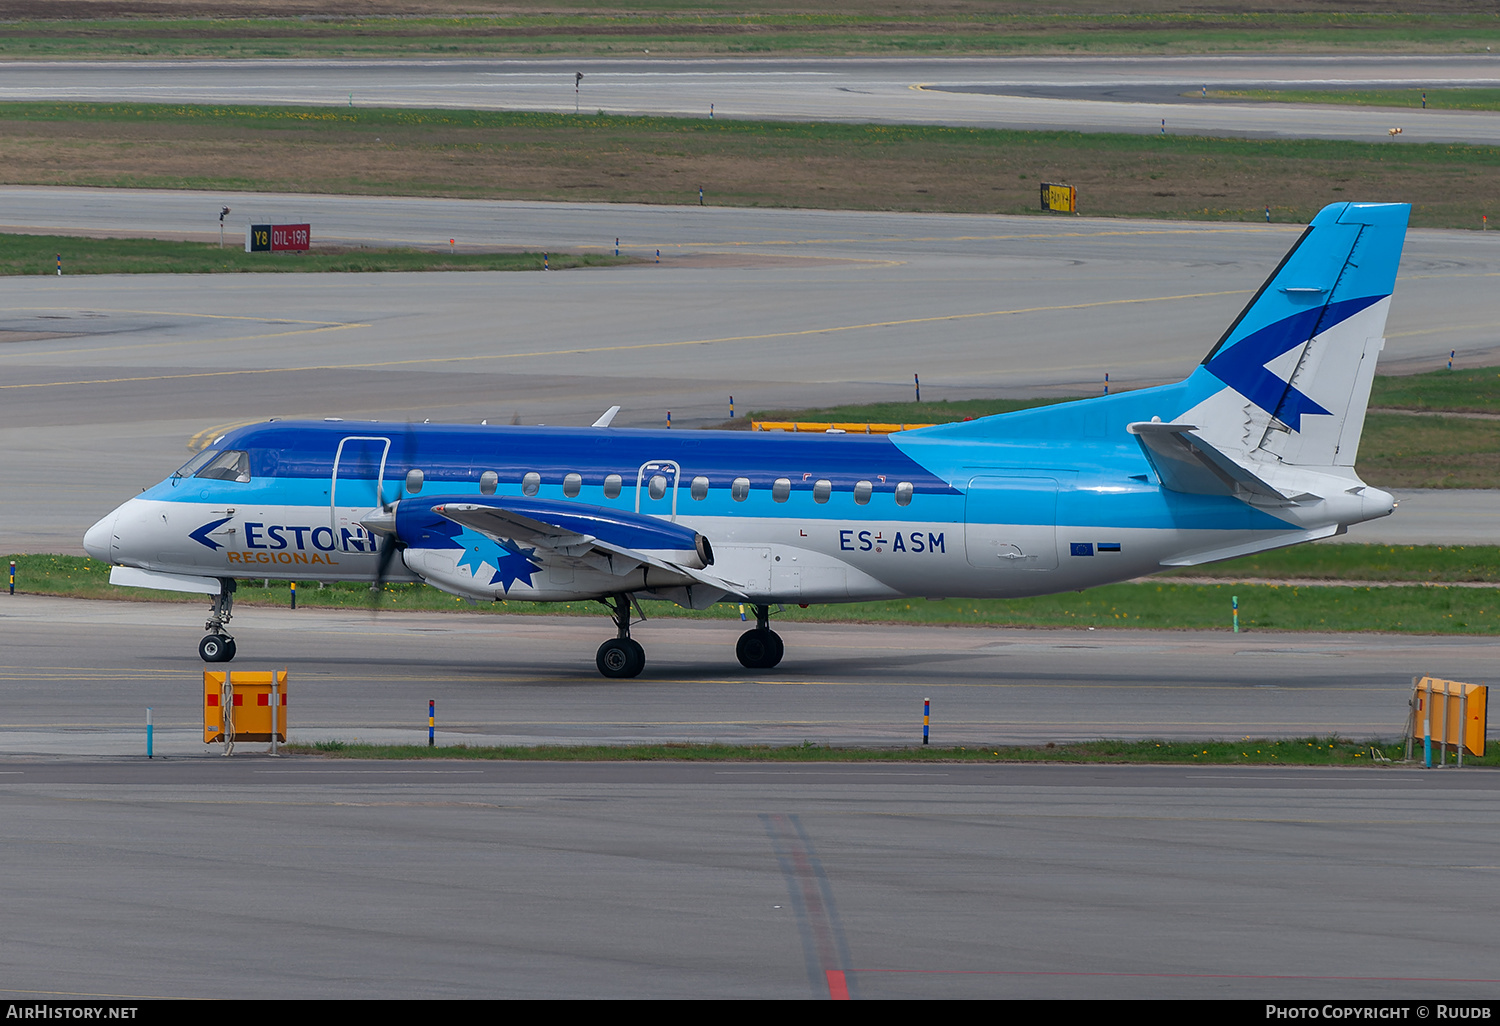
[290,580,297,609]
[1265,206,1271,223]
[8,560,13,595]
[1104,372,1110,395]
[429,699,435,748]
[146,707,153,759]
[543,253,549,271]
[914,373,920,402]
[699,186,704,206]
[729,395,735,419]
[1449,350,1455,371]
[1232,594,1239,634]
[922,698,930,746]
[655,249,660,264]
[710,103,714,119]
[615,237,619,257]
[1161,119,1166,134]
[56,253,61,276]
[666,411,672,429]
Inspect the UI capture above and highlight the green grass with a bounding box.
[0,233,625,275]
[285,737,1494,767]
[13,553,1500,635]
[1369,366,1500,414]
[2,10,1497,60]
[1209,88,1500,111]
[1165,544,1500,584]
[3,102,1500,228]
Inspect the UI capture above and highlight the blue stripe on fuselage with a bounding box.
[142,419,1294,533]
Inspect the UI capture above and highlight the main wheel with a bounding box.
[597,638,644,679]
[762,629,784,669]
[199,634,231,662]
[736,628,784,669]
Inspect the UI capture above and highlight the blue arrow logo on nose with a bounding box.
[190,517,233,551]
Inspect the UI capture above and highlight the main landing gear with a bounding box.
[736,604,783,670]
[596,594,645,679]
[200,579,237,663]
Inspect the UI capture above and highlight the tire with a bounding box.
[762,630,784,669]
[199,634,228,662]
[222,638,238,662]
[625,638,646,677]
[597,639,644,679]
[737,629,785,669]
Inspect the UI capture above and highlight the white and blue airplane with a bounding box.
[85,201,1407,677]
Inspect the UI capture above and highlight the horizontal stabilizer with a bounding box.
[1127,421,1288,502]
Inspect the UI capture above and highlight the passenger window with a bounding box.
[691,476,709,500]
[731,477,750,502]
[894,481,914,506]
[853,480,873,505]
[648,475,668,500]
[196,450,251,483]
[522,472,540,497]
[563,473,582,498]
[405,469,424,494]
[479,471,498,496]
[812,479,831,504]
[772,478,791,503]
[603,474,622,499]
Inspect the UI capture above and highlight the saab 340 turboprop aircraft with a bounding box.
[85,201,1407,677]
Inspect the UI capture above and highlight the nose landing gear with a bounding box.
[200,578,237,663]
[595,593,645,678]
[736,604,783,669]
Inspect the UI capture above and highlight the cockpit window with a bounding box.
[174,449,219,478]
[195,450,252,483]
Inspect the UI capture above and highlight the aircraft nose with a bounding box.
[83,509,119,561]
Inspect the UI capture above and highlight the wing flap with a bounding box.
[431,501,748,600]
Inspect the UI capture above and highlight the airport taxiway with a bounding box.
[4,55,1500,144]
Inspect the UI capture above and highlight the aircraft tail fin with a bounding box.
[1176,201,1409,468]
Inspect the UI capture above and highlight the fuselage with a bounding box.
[84,407,1392,606]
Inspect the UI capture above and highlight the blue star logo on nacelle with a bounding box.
[452,529,540,593]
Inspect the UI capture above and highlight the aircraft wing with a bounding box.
[430,500,747,609]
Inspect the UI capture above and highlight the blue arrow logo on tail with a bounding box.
[189,516,234,551]
[1204,295,1383,432]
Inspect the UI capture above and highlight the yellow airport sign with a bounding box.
[1041,183,1078,213]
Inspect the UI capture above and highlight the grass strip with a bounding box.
[13,553,1500,634]
[284,737,1494,767]
[1209,88,1500,111]
[2,102,1498,228]
[0,233,624,275]
[2,9,1495,60]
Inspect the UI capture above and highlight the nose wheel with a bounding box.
[200,579,238,662]
[199,633,237,663]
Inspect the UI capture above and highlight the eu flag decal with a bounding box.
[1070,543,1094,557]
